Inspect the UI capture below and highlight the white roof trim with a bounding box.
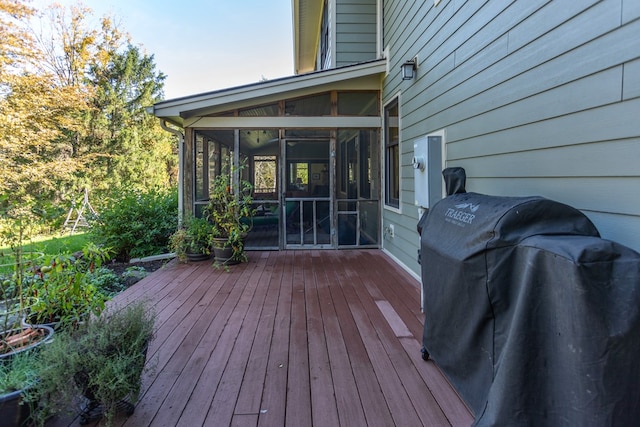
[151,59,387,126]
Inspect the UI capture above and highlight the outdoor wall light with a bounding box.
[401,56,419,80]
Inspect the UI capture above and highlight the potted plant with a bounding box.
[168,216,213,262]
[1,273,52,360]
[0,278,42,359]
[1,223,54,360]
[36,301,155,426]
[0,219,51,426]
[25,244,110,331]
[204,165,255,266]
[0,351,40,427]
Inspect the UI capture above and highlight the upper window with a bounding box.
[284,93,332,116]
[239,103,279,117]
[384,98,400,208]
[337,91,379,116]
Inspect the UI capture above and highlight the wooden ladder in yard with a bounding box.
[62,188,98,234]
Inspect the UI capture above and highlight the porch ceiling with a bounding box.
[150,59,387,127]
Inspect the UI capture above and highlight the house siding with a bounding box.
[382,0,640,275]
[335,0,378,67]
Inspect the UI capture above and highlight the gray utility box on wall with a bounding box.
[412,134,443,209]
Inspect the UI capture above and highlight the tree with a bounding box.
[0,73,84,205]
[0,1,177,231]
[33,3,120,87]
[0,0,84,215]
[0,0,35,80]
[85,45,176,192]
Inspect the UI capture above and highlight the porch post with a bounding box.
[233,129,240,194]
[183,128,195,218]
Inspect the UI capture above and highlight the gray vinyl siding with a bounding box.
[382,0,640,275]
[335,0,378,67]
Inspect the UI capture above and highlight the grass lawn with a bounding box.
[0,232,94,275]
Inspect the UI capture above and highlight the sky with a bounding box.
[33,0,295,100]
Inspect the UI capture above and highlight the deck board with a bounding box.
[257,252,293,427]
[46,250,473,427]
[286,253,312,427]
[234,254,282,416]
[205,254,271,426]
[314,252,372,427]
[337,254,425,427]
[323,252,396,427]
[304,252,340,427]
[183,261,262,424]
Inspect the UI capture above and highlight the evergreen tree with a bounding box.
[86,44,176,193]
[0,1,177,228]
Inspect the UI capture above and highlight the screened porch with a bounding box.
[188,89,383,251]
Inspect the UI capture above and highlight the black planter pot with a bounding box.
[211,239,239,265]
[0,389,32,427]
[185,251,211,262]
[0,326,51,426]
[74,341,150,425]
[212,247,236,264]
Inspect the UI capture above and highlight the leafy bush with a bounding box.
[27,244,112,328]
[86,267,126,298]
[93,187,178,260]
[168,215,213,262]
[35,301,156,426]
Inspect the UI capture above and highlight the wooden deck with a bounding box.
[50,250,472,426]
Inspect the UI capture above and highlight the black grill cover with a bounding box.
[420,192,640,426]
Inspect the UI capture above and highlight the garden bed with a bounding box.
[105,258,169,276]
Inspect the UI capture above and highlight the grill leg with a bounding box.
[421,346,430,361]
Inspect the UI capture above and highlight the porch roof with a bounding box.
[150,59,387,127]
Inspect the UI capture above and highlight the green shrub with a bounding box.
[93,187,178,260]
[87,267,126,298]
[27,244,112,328]
[34,301,156,426]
